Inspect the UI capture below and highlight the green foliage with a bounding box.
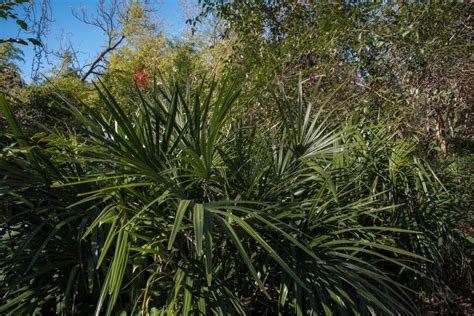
[0,42,24,68]
[436,154,474,226]
[0,43,27,130]
[196,1,472,157]
[1,78,470,314]
[0,92,105,314]
[0,1,472,314]
[340,117,472,293]
[49,49,80,79]
[10,78,98,132]
[0,42,25,92]
[0,0,42,46]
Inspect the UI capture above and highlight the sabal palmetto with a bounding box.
[340,117,472,293]
[0,78,465,315]
[0,93,105,314]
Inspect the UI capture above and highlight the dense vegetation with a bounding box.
[0,1,472,315]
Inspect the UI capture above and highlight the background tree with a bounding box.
[0,42,24,93]
[73,0,127,81]
[195,1,473,157]
[0,42,25,130]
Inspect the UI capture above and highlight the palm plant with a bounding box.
[0,94,109,314]
[339,117,472,293]
[0,78,464,315]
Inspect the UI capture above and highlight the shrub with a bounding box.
[0,79,470,315]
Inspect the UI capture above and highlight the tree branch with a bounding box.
[80,35,124,82]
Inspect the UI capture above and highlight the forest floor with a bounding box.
[422,288,473,315]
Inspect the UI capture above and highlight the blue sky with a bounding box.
[0,0,188,82]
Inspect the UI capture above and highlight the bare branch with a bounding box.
[80,35,125,82]
[71,0,127,81]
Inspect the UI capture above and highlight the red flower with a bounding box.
[459,226,473,234]
[133,65,149,86]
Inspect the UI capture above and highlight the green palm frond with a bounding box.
[1,76,468,315]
